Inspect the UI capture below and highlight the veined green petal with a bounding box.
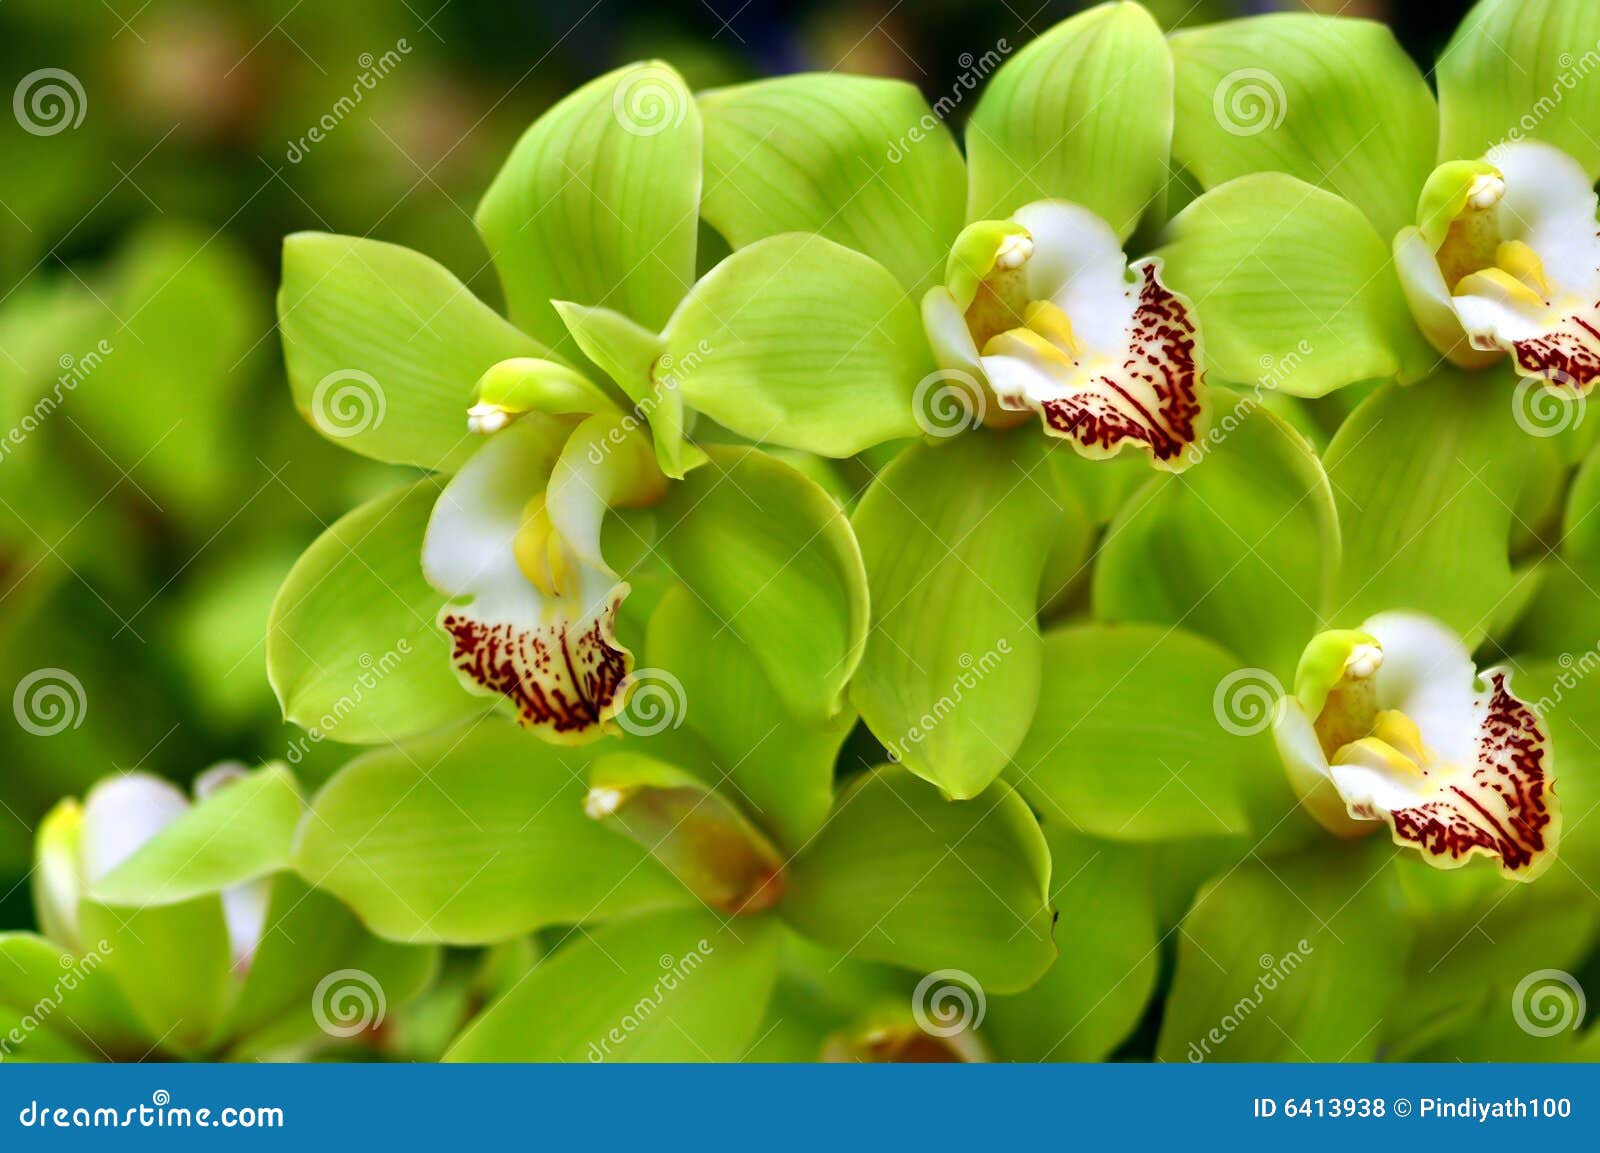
[445,908,780,1061]
[1156,840,1408,1062]
[780,766,1055,993]
[654,446,868,723]
[476,61,700,349]
[851,430,1061,800]
[1094,404,1338,681]
[278,233,548,470]
[663,234,929,456]
[965,1,1172,236]
[1158,173,1435,396]
[1324,368,1534,644]
[645,587,846,853]
[1008,625,1297,841]
[1170,14,1437,238]
[292,724,693,944]
[267,480,490,746]
[699,74,965,297]
[1438,0,1600,180]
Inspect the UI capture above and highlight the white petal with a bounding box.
[79,773,190,885]
[1361,611,1477,765]
[221,881,271,971]
[1489,141,1600,296]
[1012,200,1134,355]
[423,417,633,743]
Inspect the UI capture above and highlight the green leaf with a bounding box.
[79,896,232,1055]
[90,765,301,907]
[1170,14,1437,239]
[279,233,547,470]
[586,752,786,916]
[292,723,691,944]
[983,829,1157,1061]
[0,933,147,1061]
[851,430,1061,799]
[780,765,1055,994]
[445,908,781,1061]
[965,1,1172,235]
[1158,173,1433,395]
[1008,624,1299,841]
[221,874,439,1056]
[663,234,930,456]
[699,74,965,296]
[1438,0,1600,180]
[1094,404,1338,681]
[654,446,868,723]
[1156,841,1409,1062]
[476,61,700,349]
[645,586,846,852]
[1324,369,1533,644]
[268,479,489,745]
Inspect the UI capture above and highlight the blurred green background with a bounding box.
[0,0,1472,931]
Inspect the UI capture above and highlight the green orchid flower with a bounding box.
[7,766,434,1061]
[685,3,1212,799]
[1273,612,1557,881]
[1159,0,1600,405]
[291,588,1056,1062]
[271,61,868,750]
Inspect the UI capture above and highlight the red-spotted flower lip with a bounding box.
[923,200,1208,471]
[421,413,660,745]
[1273,612,1559,882]
[1396,140,1600,394]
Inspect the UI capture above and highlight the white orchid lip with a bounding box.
[1396,142,1600,392]
[924,200,1207,470]
[1273,613,1559,881]
[423,412,664,744]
